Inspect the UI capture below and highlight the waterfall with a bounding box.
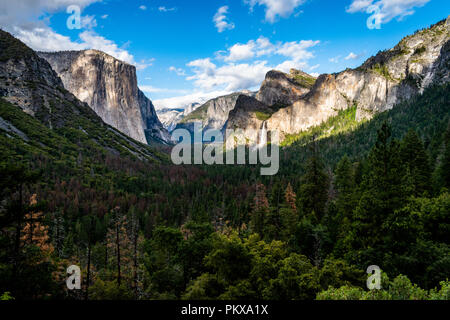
[257,121,268,149]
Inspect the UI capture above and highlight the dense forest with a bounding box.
[0,83,449,300]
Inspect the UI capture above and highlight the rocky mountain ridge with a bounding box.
[0,29,158,160]
[157,102,201,132]
[174,90,256,134]
[256,68,316,107]
[226,16,450,144]
[38,50,170,145]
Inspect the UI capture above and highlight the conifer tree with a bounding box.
[21,194,54,255]
[284,183,297,212]
[106,207,132,286]
[351,123,406,257]
[251,183,269,236]
[298,140,329,222]
[436,122,450,190]
[399,129,432,196]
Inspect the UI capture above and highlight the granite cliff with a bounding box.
[38,50,170,145]
[226,17,450,144]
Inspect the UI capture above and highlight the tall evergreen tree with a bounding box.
[298,140,329,222]
[399,129,432,196]
[350,123,406,261]
[334,155,356,219]
[436,122,450,190]
[251,183,269,236]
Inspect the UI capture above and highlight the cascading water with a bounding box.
[257,121,268,150]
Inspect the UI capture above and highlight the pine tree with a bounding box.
[284,183,297,212]
[399,129,432,196]
[0,165,40,280]
[334,155,356,219]
[251,183,269,236]
[20,194,53,255]
[52,212,65,257]
[298,140,329,222]
[106,207,132,286]
[351,123,406,257]
[436,122,450,190]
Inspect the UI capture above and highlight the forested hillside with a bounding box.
[1,80,449,299]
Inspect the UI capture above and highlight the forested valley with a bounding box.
[1,83,449,300]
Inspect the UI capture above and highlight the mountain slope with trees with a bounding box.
[0,25,449,300]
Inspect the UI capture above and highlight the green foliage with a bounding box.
[0,291,14,300]
[317,273,447,300]
[89,279,134,300]
[435,123,450,190]
[292,73,316,88]
[317,285,365,300]
[0,65,449,300]
[297,146,329,222]
[282,105,360,146]
[371,63,394,81]
[429,281,450,300]
[0,30,35,62]
[255,111,272,121]
[413,46,426,55]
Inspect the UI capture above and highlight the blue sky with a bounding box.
[1,0,449,109]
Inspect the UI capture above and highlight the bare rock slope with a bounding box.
[38,50,170,144]
[228,17,450,144]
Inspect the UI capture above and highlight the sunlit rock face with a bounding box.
[174,91,257,134]
[231,18,450,144]
[0,30,100,130]
[38,50,170,144]
[256,69,315,107]
[157,103,201,132]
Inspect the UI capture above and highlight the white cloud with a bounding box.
[101,14,108,19]
[169,66,186,76]
[187,37,319,92]
[13,26,86,52]
[346,0,430,26]
[140,85,166,93]
[244,0,306,23]
[329,55,341,63]
[220,37,318,64]
[1,0,151,70]
[79,31,142,66]
[158,6,176,12]
[81,15,97,29]
[213,6,235,33]
[0,0,101,30]
[153,90,233,110]
[160,36,320,108]
[276,40,320,62]
[13,26,150,69]
[344,52,363,60]
[275,60,307,73]
[255,36,276,56]
[225,43,256,61]
[187,58,270,91]
[139,5,147,11]
[139,85,187,94]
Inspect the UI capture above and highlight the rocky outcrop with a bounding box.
[157,103,201,132]
[38,50,170,144]
[256,69,315,107]
[175,91,256,133]
[0,30,97,129]
[225,95,274,143]
[234,17,450,144]
[0,29,157,159]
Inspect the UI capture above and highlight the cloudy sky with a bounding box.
[0,0,448,109]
